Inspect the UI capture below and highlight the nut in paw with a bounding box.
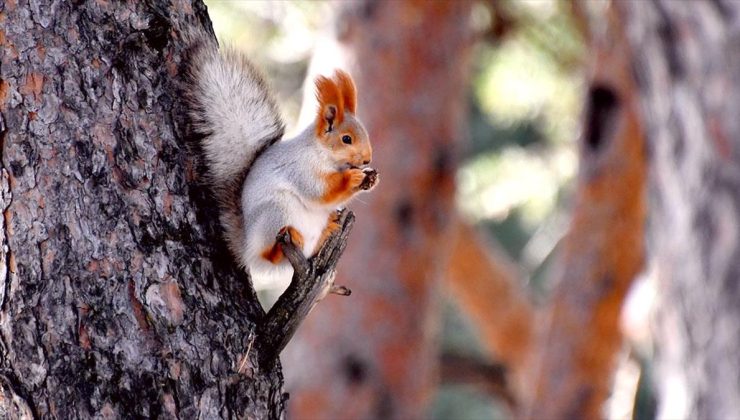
[359,168,379,191]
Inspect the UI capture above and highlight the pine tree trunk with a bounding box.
[617,0,740,417]
[0,1,285,417]
[282,1,473,418]
[523,3,647,416]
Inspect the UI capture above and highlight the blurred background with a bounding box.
[204,1,733,419]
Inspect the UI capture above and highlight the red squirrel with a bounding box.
[184,36,378,297]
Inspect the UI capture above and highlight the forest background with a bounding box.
[207,1,644,418]
[1,0,734,418]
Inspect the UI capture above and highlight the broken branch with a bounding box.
[256,209,355,369]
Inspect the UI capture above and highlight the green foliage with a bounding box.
[205,1,324,124]
[439,299,488,359]
[467,96,546,156]
[444,1,585,414]
[431,385,507,420]
[460,0,584,281]
[633,360,658,420]
[204,1,586,417]
[482,210,531,261]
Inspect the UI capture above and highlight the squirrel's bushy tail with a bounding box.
[183,35,285,262]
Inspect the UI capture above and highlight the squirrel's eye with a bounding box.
[342,135,352,145]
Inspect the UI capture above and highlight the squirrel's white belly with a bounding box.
[295,207,329,257]
[247,205,330,294]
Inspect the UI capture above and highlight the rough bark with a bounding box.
[0,1,351,417]
[617,0,740,417]
[523,3,647,417]
[282,1,473,418]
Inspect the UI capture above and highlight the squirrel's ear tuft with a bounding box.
[334,70,357,114]
[315,75,344,135]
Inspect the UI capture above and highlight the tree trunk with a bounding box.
[445,219,533,398]
[282,1,473,418]
[0,1,286,417]
[617,0,740,417]
[523,3,647,417]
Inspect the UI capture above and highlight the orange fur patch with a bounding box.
[334,70,357,114]
[261,226,305,264]
[261,243,284,264]
[314,70,360,137]
[280,226,305,250]
[320,170,364,205]
[315,76,344,136]
[327,124,370,167]
[316,213,342,255]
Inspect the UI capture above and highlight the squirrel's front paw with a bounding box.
[359,168,379,191]
[347,168,366,190]
[320,169,376,204]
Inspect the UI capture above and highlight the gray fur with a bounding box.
[185,37,285,261]
[184,37,375,294]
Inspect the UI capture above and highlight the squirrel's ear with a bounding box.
[315,75,344,135]
[334,70,357,114]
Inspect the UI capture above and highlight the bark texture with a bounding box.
[282,1,473,418]
[617,0,740,417]
[524,3,647,417]
[0,1,291,417]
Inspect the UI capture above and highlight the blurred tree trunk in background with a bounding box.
[524,3,647,417]
[283,1,473,418]
[446,220,533,396]
[0,1,284,417]
[617,1,740,417]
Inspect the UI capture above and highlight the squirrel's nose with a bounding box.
[363,159,371,165]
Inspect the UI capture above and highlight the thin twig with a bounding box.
[255,209,355,369]
[237,328,255,374]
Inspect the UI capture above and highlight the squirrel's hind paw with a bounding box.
[277,226,305,250]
